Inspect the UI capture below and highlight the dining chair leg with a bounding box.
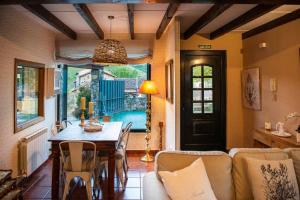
[62,177,70,200]
[116,159,125,190]
[123,159,128,180]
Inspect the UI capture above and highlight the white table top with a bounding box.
[48,121,123,142]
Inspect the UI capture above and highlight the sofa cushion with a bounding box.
[229,148,289,200]
[143,172,170,200]
[285,148,300,186]
[155,151,234,200]
[246,158,299,200]
[159,158,217,200]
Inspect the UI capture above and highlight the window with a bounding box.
[15,59,45,133]
[192,65,214,114]
[103,64,150,131]
[66,64,150,132]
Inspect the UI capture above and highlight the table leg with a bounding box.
[107,150,115,200]
[51,143,60,200]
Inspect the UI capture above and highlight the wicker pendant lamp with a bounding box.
[93,16,128,65]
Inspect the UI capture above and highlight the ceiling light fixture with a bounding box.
[93,16,128,65]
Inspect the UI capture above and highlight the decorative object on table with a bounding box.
[84,123,103,132]
[264,122,272,131]
[165,59,174,104]
[88,101,94,123]
[270,122,291,137]
[139,80,159,162]
[54,68,61,94]
[93,16,127,65]
[80,97,86,126]
[241,67,261,110]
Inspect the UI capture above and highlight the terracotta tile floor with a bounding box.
[23,154,154,200]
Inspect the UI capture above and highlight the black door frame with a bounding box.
[180,50,227,150]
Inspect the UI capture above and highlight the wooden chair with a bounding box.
[59,141,96,200]
[102,116,111,122]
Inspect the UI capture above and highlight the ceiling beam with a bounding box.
[183,4,232,40]
[127,4,135,40]
[2,0,300,4]
[209,4,281,40]
[242,8,300,39]
[73,4,104,39]
[22,4,77,40]
[156,3,180,39]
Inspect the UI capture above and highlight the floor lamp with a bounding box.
[139,80,159,162]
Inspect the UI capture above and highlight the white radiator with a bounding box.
[18,127,49,176]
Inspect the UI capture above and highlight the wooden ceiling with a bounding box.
[3,1,300,40]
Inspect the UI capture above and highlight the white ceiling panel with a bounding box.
[175,4,213,33]
[200,4,257,33]
[134,3,168,11]
[92,11,129,34]
[134,10,165,33]
[236,5,300,31]
[88,4,127,11]
[42,4,77,12]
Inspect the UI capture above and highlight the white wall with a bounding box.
[0,6,56,176]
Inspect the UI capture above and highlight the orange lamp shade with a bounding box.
[139,80,159,95]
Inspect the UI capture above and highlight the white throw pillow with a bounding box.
[158,158,217,200]
[246,158,300,200]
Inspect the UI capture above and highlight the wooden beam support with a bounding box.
[183,4,232,40]
[73,4,104,39]
[156,3,180,39]
[127,4,135,40]
[22,4,77,40]
[242,8,300,39]
[209,4,281,40]
[2,0,300,4]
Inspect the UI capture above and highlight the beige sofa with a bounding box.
[143,148,300,200]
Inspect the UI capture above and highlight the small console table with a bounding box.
[253,129,300,148]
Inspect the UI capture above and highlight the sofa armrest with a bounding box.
[143,172,170,200]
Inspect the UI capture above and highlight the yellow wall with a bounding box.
[242,19,300,147]
[181,33,245,149]
[0,6,56,176]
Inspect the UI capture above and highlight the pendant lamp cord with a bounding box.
[109,17,112,39]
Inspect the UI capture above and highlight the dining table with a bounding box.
[48,121,123,200]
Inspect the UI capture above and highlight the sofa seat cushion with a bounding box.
[246,158,299,200]
[229,148,289,200]
[159,158,217,200]
[155,151,234,200]
[143,172,170,200]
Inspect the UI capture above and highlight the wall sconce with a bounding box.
[259,42,267,48]
[270,78,277,101]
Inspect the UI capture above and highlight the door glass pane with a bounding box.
[193,90,202,101]
[193,78,202,88]
[204,90,213,101]
[193,103,202,113]
[193,66,202,76]
[204,78,212,88]
[204,103,213,113]
[203,66,212,76]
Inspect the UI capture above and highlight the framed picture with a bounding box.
[242,67,261,110]
[165,59,174,104]
[54,68,61,94]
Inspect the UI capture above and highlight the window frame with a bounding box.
[14,59,45,133]
[129,63,151,133]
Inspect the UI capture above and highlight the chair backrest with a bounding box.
[102,116,111,122]
[59,141,96,172]
[117,122,133,150]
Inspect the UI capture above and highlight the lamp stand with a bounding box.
[79,109,85,126]
[141,94,154,162]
